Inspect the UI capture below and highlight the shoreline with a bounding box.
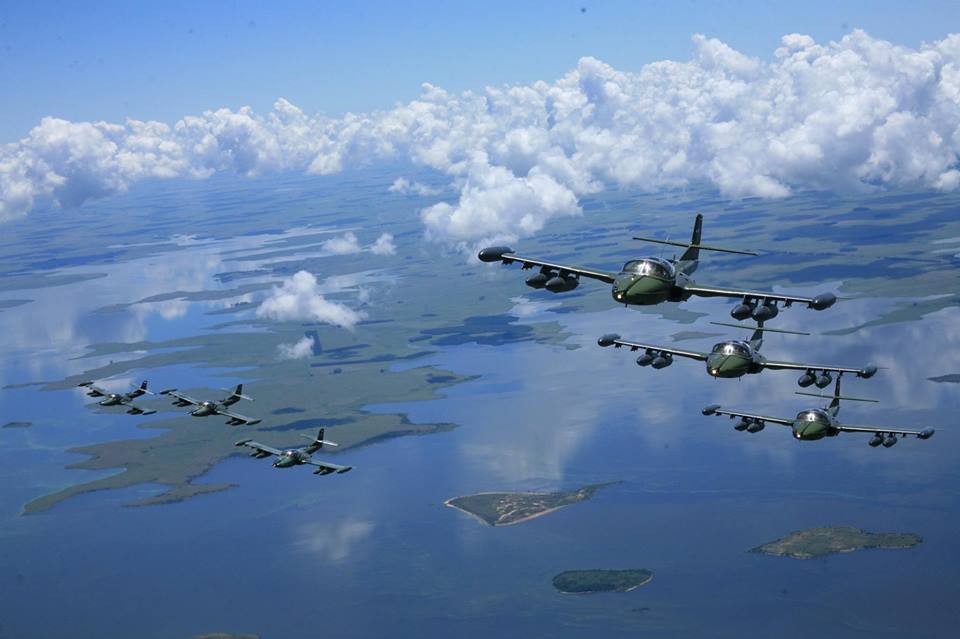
[443,493,575,527]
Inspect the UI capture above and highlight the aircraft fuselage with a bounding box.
[791,409,837,440]
[610,258,691,306]
[191,402,219,417]
[273,450,307,468]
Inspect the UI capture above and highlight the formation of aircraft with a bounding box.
[76,378,356,475]
[702,377,935,447]
[160,384,262,425]
[478,214,837,322]
[78,380,156,415]
[597,321,878,387]
[236,428,352,475]
[478,212,935,449]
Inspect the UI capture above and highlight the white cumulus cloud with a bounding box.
[256,270,365,329]
[277,335,316,359]
[388,177,442,196]
[319,231,396,256]
[321,231,363,255]
[3,30,960,250]
[369,232,396,255]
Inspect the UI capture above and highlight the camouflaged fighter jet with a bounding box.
[478,214,837,321]
[702,376,934,447]
[236,428,353,475]
[598,321,878,387]
[160,384,261,425]
[78,379,157,415]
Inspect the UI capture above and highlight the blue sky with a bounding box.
[1,0,956,142]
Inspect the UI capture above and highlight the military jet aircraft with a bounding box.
[598,321,877,387]
[478,214,837,321]
[236,428,353,475]
[701,376,934,447]
[160,384,261,425]
[78,379,156,415]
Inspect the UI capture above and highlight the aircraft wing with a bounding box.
[681,283,836,310]
[78,381,110,397]
[120,398,156,415]
[762,360,877,378]
[701,405,794,426]
[235,440,282,456]
[217,408,262,426]
[305,458,353,475]
[836,423,935,439]
[161,389,202,406]
[597,334,708,361]
[478,247,616,283]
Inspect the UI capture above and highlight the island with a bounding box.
[751,526,923,559]
[552,569,654,594]
[444,482,616,526]
[2,421,32,428]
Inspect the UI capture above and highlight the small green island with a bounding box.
[552,569,654,594]
[445,482,616,526]
[2,421,32,429]
[751,526,923,559]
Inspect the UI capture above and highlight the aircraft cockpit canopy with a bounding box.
[621,258,675,279]
[711,342,751,357]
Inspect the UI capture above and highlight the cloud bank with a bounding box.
[3,31,960,250]
[256,270,365,329]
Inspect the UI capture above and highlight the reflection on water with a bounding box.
[0,175,958,638]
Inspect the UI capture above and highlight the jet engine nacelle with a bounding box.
[597,334,620,348]
[746,421,765,433]
[651,353,673,369]
[810,293,837,311]
[868,434,883,447]
[730,303,755,321]
[752,302,779,321]
[477,246,515,262]
[859,364,878,379]
[882,435,898,448]
[545,275,578,293]
[797,371,816,387]
[734,418,751,431]
[525,272,549,289]
[636,351,655,366]
[815,372,833,388]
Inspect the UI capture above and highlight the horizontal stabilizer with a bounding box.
[631,237,758,256]
[709,321,809,335]
[795,391,878,403]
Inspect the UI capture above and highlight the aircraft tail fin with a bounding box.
[302,427,340,453]
[710,321,809,337]
[681,214,703,261]
[795,375,877,410]
[633,214,758,260]
[223,384,254,402]
[137,380,155,396]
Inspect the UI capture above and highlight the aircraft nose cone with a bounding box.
[706,354,724,376]
[611,275,634,301]
[792,421,806,439]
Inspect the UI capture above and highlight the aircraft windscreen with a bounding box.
[621,259,674,278]
[712,342,750,356]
